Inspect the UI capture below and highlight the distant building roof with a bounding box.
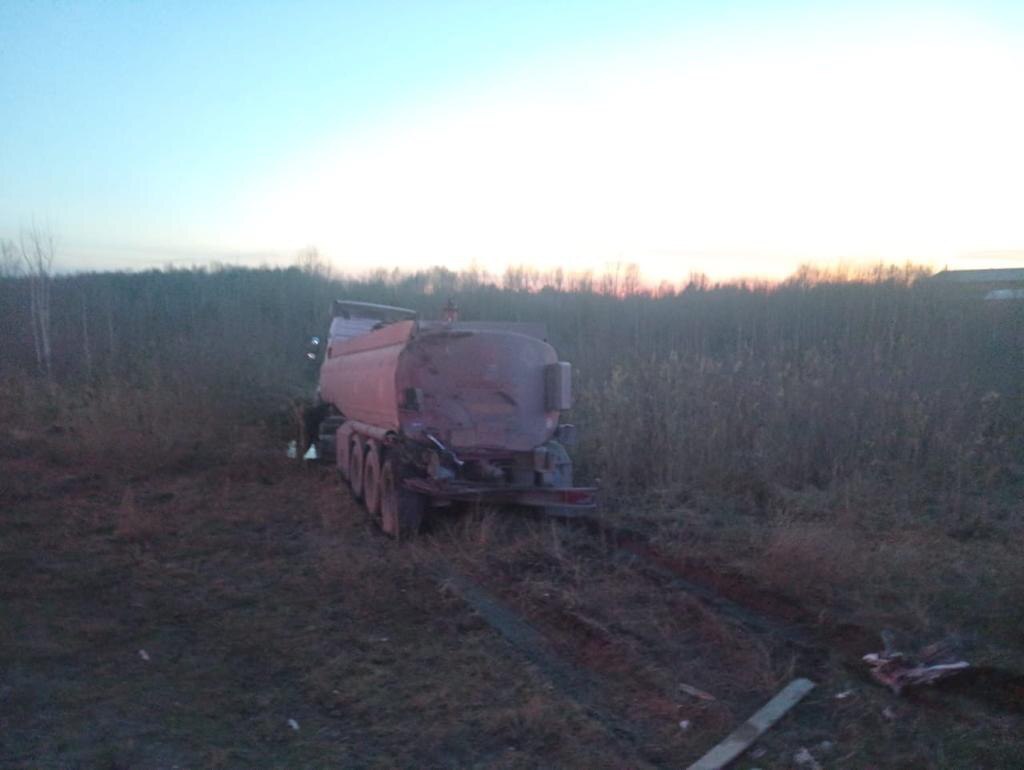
[984,289,1024,301]
[931,267,1024,283]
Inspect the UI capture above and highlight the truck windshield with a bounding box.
[329,315,381,342]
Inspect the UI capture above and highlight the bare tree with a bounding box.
[622,263,642,296]
[81,293,93,378]
[21,226,56,381]
[0,238,21,277]
[295,246,332,278]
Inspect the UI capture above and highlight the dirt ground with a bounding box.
[2,439,1022,769]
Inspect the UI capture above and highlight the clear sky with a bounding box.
[2,0,1022,280]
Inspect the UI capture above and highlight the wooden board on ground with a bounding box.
[687,677,816,770]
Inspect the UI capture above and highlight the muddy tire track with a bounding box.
[432,566,667,769]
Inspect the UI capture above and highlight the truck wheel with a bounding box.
[380,457,424,539]
[363,441,382,517]
[349,438,365,500]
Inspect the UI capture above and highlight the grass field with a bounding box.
[2,263,1022,767]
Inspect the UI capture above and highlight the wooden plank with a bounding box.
[687,678,816,770]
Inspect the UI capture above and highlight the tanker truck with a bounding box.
[309,300,595,538]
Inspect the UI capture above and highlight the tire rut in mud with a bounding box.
[541,510,1024,723]
[433,566,667,768]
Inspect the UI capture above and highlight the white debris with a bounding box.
[864,632,969,694]
[835,689,854,699]
[678,719,691,731]
[679,682,716,701]
[303,443,318,460]
[138,649,150,661]
[287,718,300,732]
[794,747,823,770]
[863,652,969,695]
[286,440,298,459]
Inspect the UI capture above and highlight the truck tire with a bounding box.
[380,456,424,539]
[349,438,365,500]
[363,441,382,517]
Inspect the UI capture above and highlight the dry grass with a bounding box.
[112,486,160,542]
[3,264,1021,514]
[2,442,648,768]
[2,264,1023,766]
[642,495,1024,672]
[4,418,1023,767]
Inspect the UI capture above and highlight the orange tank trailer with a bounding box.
[310,301,594,538]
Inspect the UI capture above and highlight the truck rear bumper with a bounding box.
[404,478,597,509]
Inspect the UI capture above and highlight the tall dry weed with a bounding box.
[1,264,1020,520]
[751,521,868,604]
